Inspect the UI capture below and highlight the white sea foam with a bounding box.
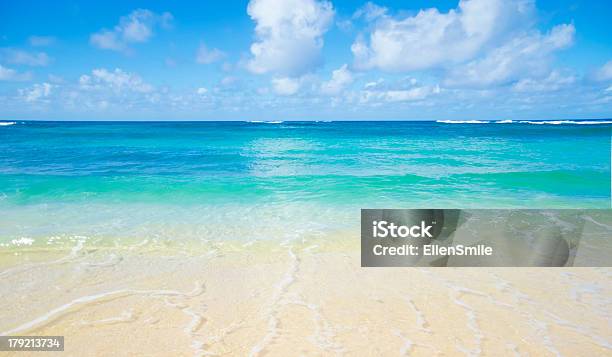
[0,121,16,126]
[405,297,431,333]
[249,246,299,357]
[437,119,612,125]
[247,120,283,124]
[393,330,414,356]
[519,120,612,125]
[1,281,205,335]
[80,309,136,326]
[11,237,34,246]
[436,120,489,124]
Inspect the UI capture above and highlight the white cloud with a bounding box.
[1,48,50,66]
[593,60,612,82]
[352,0,534,72]
[321,64,353,94]
[247,0,334,76]
[513,71,575,92]
[353,2,387,21]
[196,43,225,64]
[444,24,575,88]
[0,64,18,80]
[90,31,123,51]
[196,87,208,95]
[79,68,153,93]
[29,36,56,47]
[0,64,32,81]
[271,77,301,95]
[357,78,440,104]
[90,9,173,51]
[382,85,440,102]
[364,79,384,88]
[19,82,52,102]
[336,19,353,33]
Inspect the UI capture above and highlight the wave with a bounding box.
[437,119,612,125]
[0,121,16,126]
[247,120,284,124]
[436,120,489,124]
[519,120,612,125]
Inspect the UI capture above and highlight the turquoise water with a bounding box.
[0,120,610,243]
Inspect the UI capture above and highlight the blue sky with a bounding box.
[0,0,611,120]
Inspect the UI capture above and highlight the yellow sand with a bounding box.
[0,235,610,356]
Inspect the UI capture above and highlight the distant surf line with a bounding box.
[437,120,612,125]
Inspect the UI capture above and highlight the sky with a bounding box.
[0,0,611,121]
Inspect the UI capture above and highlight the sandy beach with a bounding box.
[1,233,610,356]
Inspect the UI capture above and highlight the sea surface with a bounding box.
[0,120,610,245]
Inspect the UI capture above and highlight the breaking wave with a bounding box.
[436,120,489,124]
[437,119,612,125]
[247,120,284,124]
[518,120,612,125]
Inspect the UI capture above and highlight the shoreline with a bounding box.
[1,239,610,356]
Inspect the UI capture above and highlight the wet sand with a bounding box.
[0,235,610,356]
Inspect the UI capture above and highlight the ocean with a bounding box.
[1,120,611,356]
[0,120,610,245]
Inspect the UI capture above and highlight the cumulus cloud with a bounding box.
[1,48,50,66]
[321,64,353,94]
[357,77,440,104]
[352,0,534,72]
[271,77,301,95]
[196,43,225,64]
[382,85,440,102]
[0,64,32,81]
[353,2,387,22]
[90,9,173,51]
[247,0,334,77]
[79,68,153,93]
[512,71,575,92]
[196,87,208,95]
[592,60,612,82]
[29,36,56,47]
[444,24,575,87]
[19,82,52,102]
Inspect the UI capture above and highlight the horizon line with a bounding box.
[2,118,612,123]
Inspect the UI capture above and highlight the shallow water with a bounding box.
[1,121,610,247]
